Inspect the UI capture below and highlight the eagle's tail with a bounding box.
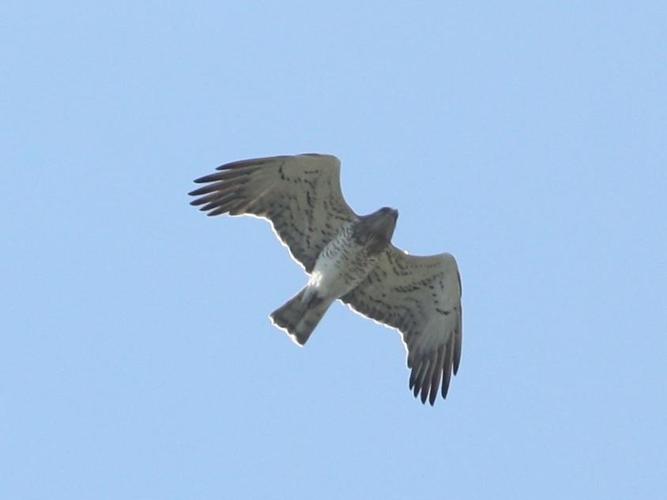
[270,288,331,346]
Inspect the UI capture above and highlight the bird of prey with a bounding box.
[189,154,462,405]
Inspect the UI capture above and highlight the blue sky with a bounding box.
[2,1,666,498]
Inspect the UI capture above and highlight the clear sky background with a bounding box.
[2,1,666,499]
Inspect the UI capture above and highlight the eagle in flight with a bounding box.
[189,154,462,405]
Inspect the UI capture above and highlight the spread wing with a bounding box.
[341,246,462,405]
[189,154,357,272]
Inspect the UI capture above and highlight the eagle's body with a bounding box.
[309,222,375,299]
[190,154,462,405]
[273,210,395,345]
[311,215,393,298]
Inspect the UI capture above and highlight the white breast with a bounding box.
[308,224,377,299]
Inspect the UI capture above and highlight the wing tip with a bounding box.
[215,159,254,171]
[193,173,221,184]
[408,346,457,406]
[215,156,286,171]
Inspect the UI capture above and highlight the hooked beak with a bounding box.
[368,208,398,239]
[389,208,398,221]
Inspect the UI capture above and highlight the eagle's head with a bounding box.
[354,207,398,254]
